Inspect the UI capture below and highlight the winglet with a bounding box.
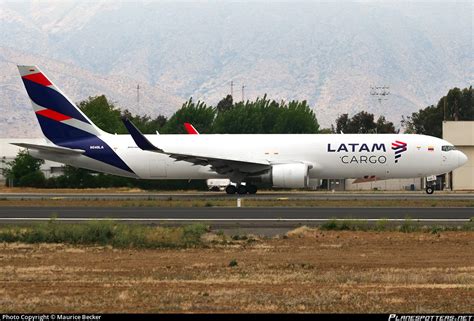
[122,118,163,152]
[184,123,200,134]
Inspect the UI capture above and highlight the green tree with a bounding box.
[401,86,473,137]
[121,110,167,134]
[55,166,97,188]
[318,128,334,134]
[273,100,319,133]
[375,116,396,133]
[79,95,167,134]
[401,105,442,137]
[334,113,349,133]
[212,95,319,134]
[161,98,216,134]
[334,111,395,134]
[216,94,234,113]
[1,150,45,187]
[79,95,125,133]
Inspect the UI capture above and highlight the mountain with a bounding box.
[0,1,471,137]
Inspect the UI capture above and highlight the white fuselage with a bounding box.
[29,133,467,182]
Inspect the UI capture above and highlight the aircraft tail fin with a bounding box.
[184,123,200,134]
[17,65,104,144]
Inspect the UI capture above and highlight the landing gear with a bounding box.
[225,185,237,195]
[246,184,258,194]
[237,185,247,195]
[425,186,434,194]
[225,183,258,195]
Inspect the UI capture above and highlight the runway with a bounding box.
[0,207,471,228]
[1,192,473,200]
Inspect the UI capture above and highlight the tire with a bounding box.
[247,184,258,194]
[237,185,248,195]
[425,186,434,194]
[226,185,237,194]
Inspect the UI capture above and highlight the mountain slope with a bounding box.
[0,1,471,136]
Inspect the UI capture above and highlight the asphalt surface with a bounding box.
[0,207,471,226]
[1,192,473,200]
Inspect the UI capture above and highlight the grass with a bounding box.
[0,199,473,208]
[319,218,473,232]
[0,219,208,248]
[320,219,368,231]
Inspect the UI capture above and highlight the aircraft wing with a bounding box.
[122,118,270,175]
[11,143,85,155]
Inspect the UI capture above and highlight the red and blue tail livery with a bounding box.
[17,65,134,176]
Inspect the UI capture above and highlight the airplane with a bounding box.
[14,65,468,195]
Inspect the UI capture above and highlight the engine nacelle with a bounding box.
[272,163,310,188]
[247,163,310,188]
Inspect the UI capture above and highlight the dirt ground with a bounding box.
[0,230,473,313]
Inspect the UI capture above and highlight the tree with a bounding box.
[401,86,473,138]
[401,105,442,137]
[212,95,319,134]
[79,95,168,134]
[121,110,167,134]
[161,98,216,134]
[79,95,125,133]
[272,100,319,133]
[334,113,349,133]
[216,94,234,113]
[334,112,395,134]
[375,116,396,133]
[1,150,45,187]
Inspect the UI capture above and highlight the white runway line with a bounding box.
[0,218,469,222]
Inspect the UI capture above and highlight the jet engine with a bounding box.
[247,163,310,188]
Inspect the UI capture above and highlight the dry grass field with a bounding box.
[0,229,473,313]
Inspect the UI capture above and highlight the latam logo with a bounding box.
[327,143,386,153]
[391,141,407,163]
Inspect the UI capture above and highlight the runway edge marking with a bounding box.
[0,218,469,222]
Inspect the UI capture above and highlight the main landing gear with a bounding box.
[225,184,258,195]
[425,186,434,194]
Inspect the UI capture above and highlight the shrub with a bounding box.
[375,218,389,231]
[229,259,238,267]
[321,219,338,230]
[399,218,418,233]
[0,220,208,249]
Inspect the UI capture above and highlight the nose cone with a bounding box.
[458,151,468,166]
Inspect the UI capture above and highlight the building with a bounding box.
[0,138,64,184]
[345,178,422,191]
[443,121,474,191]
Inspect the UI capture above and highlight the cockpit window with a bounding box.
[442,145,456,152]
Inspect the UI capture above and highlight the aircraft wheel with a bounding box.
[425,186,434,194]
[247,185,258,194]
[226,185,237,194]
[237,185,248,195]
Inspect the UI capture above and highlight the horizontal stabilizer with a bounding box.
[11,143,84,155]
